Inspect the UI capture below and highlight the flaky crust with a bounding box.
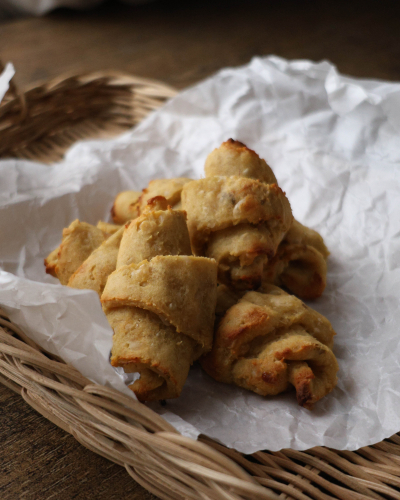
[117,204,191,269]
[102,256,217,349]
[206,223,283,290]
[201,284,338,409]
[263,220,329,299]
[48,220,106,285]
[68,227,124,295]
[102,200,218,401]
[181,141,293,291]
[182,168,292,290]
[284,220,329,259]
[182,176,292,255]
[97,221,122,235]
[44,247,59,278]
[111,190,141,224]
[107,306,197,400]
[205,139,277,184]
[134,178,192,216]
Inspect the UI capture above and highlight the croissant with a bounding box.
[201,284,338,409]
[111,178,191,224]
[182,140,293,290]
[263,220,329,299]
[102,197,218,401]
[68,226,124,295]
[44,220,106,285]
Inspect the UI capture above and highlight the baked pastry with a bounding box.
[201,284,338,409]
[111,178,191,224]
[204,139,277,184]
[97,221,122,235]
[43,247,59,278]
[134,178,192,215]
[117,197,192,268]
[263,220,329,299]
[111,190,141,224]
[68,226,124,295]
[182,140,293,289]
[44,220,106,285]
[101,197,218,401]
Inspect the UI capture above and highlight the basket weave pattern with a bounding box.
[0,65,177,163]
[1,70,400,500]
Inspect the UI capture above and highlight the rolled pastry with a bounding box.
[43,247,59,278]
[44,220,106,285]
[68,226,124,295]
[111,178,191,224]
[263,220,329,299]
[102,197,218,401]
[97,221,122,235]
[182,141,293,289]
[69,196,190,295]
[111,190,141,224]
[117,197,192,268]
[205,139,277,184]
[134,178,192,216]
[201,284,338,409]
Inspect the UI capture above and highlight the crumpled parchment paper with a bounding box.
[1,56,400,453]
[0,63,15,102]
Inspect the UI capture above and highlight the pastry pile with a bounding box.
[45,139,338,408]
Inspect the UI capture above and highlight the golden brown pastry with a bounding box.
[44,247,59,278]
[205,139,277,184]
[96,221,122,235]
[68,227,124,295]
[101,198,218,401]
[111,178,191,224]
[134,178,192,216]
[182,141,293,290]
[201,284,338,409]
[111,190,141,224]
[283,220,329,259]
[44,220,106,285]
[263,220,329,299]
[117,197,192,268]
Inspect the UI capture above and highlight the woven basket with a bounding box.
[0,62,177,163]
[2,67,400,500]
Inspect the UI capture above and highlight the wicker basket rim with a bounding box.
[0,65,177,163]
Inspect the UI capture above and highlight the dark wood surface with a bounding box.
[1,1,400,498]
[0,385,154,500]
[2,0,400,91]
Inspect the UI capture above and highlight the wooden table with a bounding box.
[1,0,400,498]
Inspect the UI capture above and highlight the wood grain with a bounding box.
[1,0,400,91]
[1,0,400,498]
[0,385,155,499]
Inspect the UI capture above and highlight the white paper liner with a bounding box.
[1,56,400,453]
[0,63,15,102]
